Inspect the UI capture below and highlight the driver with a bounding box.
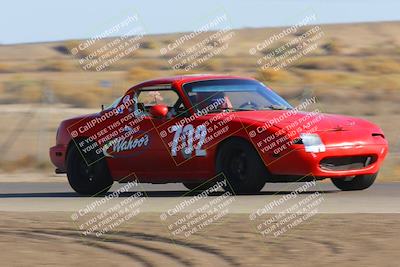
[190,91,233,112]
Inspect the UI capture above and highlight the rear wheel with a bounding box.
[217,139,268,194]
[67,142,113,195]
[331,173,377,191]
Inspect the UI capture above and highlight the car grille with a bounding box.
[320,155,376,171]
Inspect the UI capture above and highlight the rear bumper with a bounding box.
[49,144,67,173]
[267,143,388,178]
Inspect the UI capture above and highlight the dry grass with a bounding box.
[0,79,43,104]
[51,82,105,108]
[138,60,168,70]
[0,63,12,73]
[62,40,90,58]
[0,155,52,172]
[365,58,400,74]
[140,40,157,49]
[321,56,400,74]
[201,59,222,71]
[125,67,158,83]
[0,21,399,178]
[294,57,338,70]
[321,38,344,55]
[38,60,77,72]
[256,68,289,82]
[301,71,347,85]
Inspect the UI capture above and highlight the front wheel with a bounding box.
[217,138,268,194]
[67,142,113,195]
[331,173,378,191]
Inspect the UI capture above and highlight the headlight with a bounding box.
[300,133,326,153]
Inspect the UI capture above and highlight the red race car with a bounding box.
[50,75,388,195]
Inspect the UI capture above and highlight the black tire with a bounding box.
[216,138,268,194]
[331,173,378,191]
[66,142,113,195]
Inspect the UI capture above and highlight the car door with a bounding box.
[102,92,155,181]
[105,84,203,182]
[133,85,204,181]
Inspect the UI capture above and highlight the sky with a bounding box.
[1,0,399,44]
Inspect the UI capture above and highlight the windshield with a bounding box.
[183,79,292,112]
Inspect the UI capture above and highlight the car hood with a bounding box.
[231,110,378,132]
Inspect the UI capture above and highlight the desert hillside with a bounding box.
[0,21,399,180]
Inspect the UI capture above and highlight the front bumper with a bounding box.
[49,144,67,173]
[267,143,388,178]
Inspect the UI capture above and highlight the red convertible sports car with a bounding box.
[50,75,388,195]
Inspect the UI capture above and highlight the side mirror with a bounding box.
[149,104,168,118]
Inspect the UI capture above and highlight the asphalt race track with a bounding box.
[0,180,399,213]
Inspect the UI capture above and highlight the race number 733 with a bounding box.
[171,124,207,157]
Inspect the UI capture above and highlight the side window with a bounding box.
[136,88,187,117]
[138,90,179,108]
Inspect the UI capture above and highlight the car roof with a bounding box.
[127,74,255,92]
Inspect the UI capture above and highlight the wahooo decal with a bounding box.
[102,130,150,158]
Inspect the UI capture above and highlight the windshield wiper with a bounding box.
[207,107,256,113]
[262,105,291,110]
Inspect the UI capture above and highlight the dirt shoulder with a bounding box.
[0,172,65,183]
[0,212,398,267]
